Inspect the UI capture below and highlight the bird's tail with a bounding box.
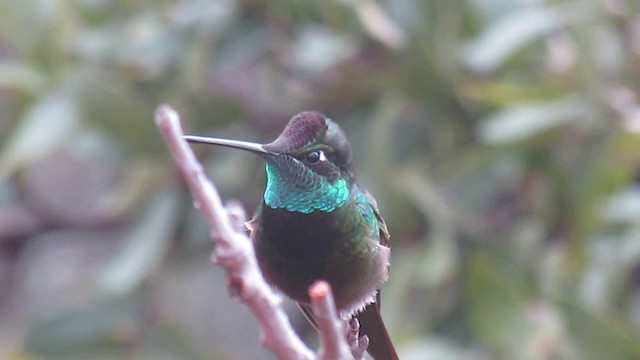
[357,301,399,360]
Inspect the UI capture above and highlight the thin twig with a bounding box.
[310,281,352,360]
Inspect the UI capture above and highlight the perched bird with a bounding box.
[185,111,398,360]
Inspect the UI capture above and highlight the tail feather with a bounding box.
[357,302,399,360]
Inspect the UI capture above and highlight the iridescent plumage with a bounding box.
[264,160,350,213]
[185,111,398,360]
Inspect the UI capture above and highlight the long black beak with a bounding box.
[183,135,275,156]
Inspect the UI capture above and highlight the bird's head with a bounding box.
[185,112,355,213]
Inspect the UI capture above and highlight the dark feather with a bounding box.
[356,296,398,360]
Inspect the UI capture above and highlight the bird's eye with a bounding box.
[305,150,322,164]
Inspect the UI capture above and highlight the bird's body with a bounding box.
[248,183,389,315]
[185,112,398,360]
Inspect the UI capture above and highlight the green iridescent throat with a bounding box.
[264,163,349,214]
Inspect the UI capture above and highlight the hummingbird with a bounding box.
[185,111,398,360]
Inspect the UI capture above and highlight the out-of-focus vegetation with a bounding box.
[1,0,640,359]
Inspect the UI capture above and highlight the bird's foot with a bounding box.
[346,317,368,360]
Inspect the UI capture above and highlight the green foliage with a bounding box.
[1,0,639,359]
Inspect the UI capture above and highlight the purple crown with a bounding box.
[266,112,328,151]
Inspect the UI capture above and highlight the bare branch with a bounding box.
[309,281,352,360]
[154,104,315,360]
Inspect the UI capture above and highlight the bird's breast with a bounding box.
[256,204,349,260]
[251,201,388,312]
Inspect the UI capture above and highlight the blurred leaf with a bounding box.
[169,0,237,29]
[78,71,160,153]
[401,336,481,360]
[504,302,565,360]
[25,296,140,358]
[561,301,640,360]
[601,187,640,224]
[0,92,79,178]
[141,322,210,360]
[382,245,427,336]
[477,96,591,144]
[0,61,47,95]
[291,25,357,73]
[0,0,49,54]
[101,159,169,217]
[463,2,595,73]
[466,249,529,350]
[346,0,407,50]
[460,80,563,105]
[99,190,179,297]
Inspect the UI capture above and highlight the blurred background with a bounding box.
[1,0,640,359]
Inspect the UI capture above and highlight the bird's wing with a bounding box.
[354,187,390,248]
[353,188,399,359]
